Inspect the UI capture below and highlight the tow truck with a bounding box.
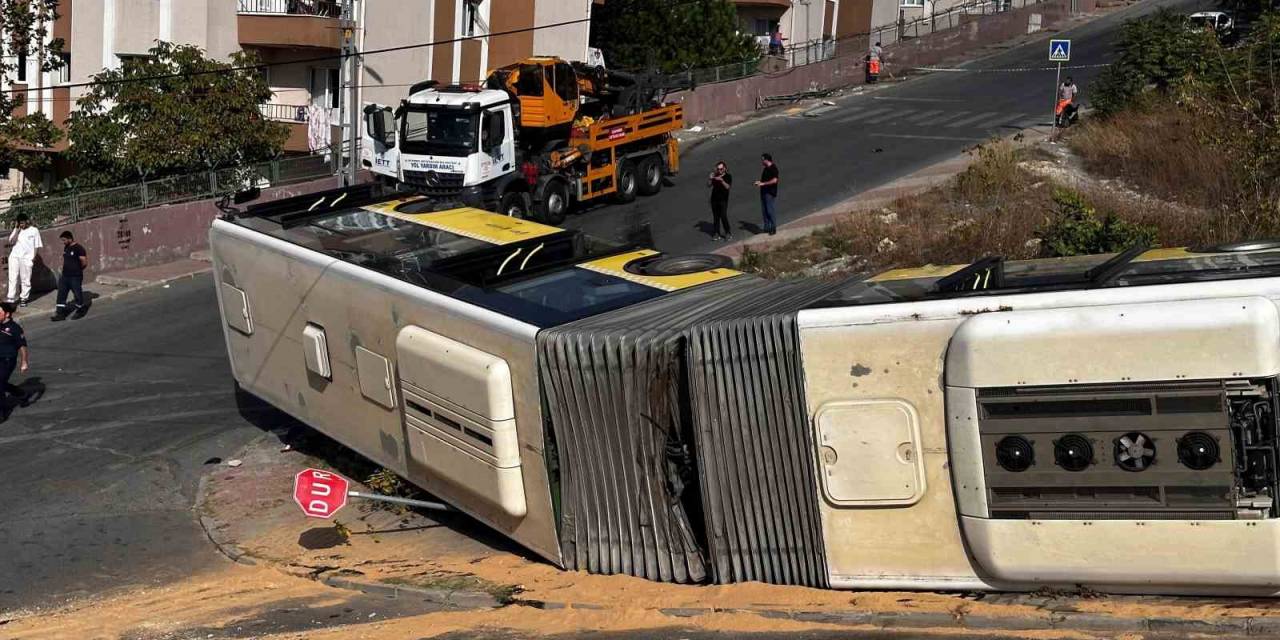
[361,57,684,224]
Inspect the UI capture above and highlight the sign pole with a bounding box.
[1052,61,1062,139]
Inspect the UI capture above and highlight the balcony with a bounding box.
[238,0,342,49]
[260,103,340,153]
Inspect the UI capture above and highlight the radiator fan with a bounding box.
[995,435,1035,472]
[1115,432,1156,472]
[1054,434,1094,472]
[1177,432,1221,471]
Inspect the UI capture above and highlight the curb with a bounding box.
[95,266,211,288]
[190,432,506,613]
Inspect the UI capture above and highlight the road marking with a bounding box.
[946,111,1002,128]
[971,112,1019,129]
[863,109,905,124]
[901,109,947,124]
[834,107,894,123]
[870,133,990,141]
[872,96,964,103]
[928,111,976,126]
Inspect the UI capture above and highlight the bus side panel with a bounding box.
[208,220,563,565]
[797,317,990,590]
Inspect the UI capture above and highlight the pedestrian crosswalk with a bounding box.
[829,103,1035,131]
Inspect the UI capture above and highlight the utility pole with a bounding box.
[340,0,360,185]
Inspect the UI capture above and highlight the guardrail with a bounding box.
[3,149,337,227]
[237,0,341,17]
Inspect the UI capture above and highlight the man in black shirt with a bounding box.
[0,301,30,411]
[52,231,88,321]
[754,153,780,235]
[707,161,733,240]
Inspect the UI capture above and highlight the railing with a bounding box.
[260,102,309,122]
[2,148,337,227]
[237,0,341,17]
[674,0,1044,88]
[260,102,341,124]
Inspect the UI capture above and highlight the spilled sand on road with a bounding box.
[1,558,1105,640]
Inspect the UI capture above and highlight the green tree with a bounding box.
[65,42,288,187]
[0,0,68,179]
[1091,9,1217,115]
[590,0,760,73]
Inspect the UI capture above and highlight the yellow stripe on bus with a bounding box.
[577,250,741,292]
[868,264,966,282]
[364,200,563,246]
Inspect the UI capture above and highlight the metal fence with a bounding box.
[669,0,1045,88]
[4,150,337,227]
[237,0,341,17]
[260,102,309,122]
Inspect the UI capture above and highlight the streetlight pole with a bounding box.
[340,0,360,185]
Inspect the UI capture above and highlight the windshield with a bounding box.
[401,107,478,157]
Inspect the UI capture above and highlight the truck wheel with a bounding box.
[637,156,663,196]
[613,161,638,203]
[537,180,570,225]
[500,191,529,219]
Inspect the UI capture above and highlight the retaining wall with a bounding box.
[670,0,1096,123]
[0,175,347,294]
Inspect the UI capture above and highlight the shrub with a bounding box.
[1036,189,1157,257]
[954,140,1024,205]
[1090,9,1216,116]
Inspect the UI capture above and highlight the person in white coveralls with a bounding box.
[7,214,42,306]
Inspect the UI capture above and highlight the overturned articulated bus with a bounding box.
[213,184,1280,596]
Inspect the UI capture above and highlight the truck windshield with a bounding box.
[401,107,478,156]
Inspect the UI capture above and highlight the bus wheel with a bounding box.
[500,191,529,219]
[537,180,570,225]
[637,156,663,196]
[613,161,638,203]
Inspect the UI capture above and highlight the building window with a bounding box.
[16,50,25,83]
[56,53,70,84]
[329,68,340,108]
[900,0,925,6]
[463,0,481,37]
[753,19,779,36]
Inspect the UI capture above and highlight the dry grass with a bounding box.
[1067,102,1237,210]
[739,139,1222,279]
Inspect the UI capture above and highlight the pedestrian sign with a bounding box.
[1049,39,1071,62]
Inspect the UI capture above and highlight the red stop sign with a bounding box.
[293,468,350,518]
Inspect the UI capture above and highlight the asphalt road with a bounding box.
[0,276,269,614]
[562,0,1211,254]
[0,0,1214,626]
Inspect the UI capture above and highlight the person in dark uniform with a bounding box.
[707,161,733,240]
[0,302,30,411]
[52,231,89,321]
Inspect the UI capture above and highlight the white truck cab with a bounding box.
[363,84,519,207]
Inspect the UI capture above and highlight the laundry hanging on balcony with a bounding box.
[307,104,331,153]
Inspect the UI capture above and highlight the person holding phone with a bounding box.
[707,161,733,240]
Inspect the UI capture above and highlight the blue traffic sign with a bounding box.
[1049,39,1071,62]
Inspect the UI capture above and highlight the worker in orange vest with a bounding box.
[866,42,883,84]
[1055,76,1078,128]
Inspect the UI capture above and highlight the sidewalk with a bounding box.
[192,427,1280,637]
[16,252,212,320]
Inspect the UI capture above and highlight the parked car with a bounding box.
[1189,11,1235,41]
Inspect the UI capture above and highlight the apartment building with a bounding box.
[1,0,597,196]
[731,0,901,64]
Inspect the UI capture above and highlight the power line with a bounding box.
[0,0,714,99]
